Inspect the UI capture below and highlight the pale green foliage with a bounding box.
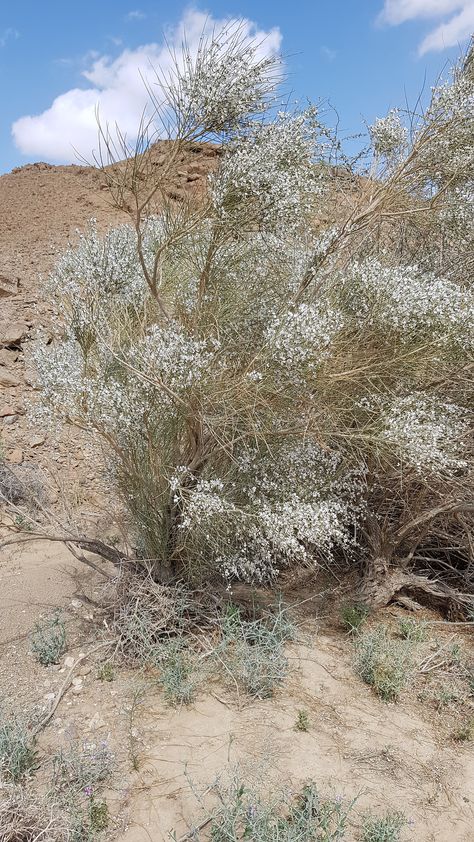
[30,612,66,666]
[0,713,37,782]
[398,618,428,643]
[361,811,409,842]
[354,627,415,702]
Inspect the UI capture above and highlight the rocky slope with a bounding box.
[0,144,218,500]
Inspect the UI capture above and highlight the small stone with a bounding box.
[63,656,76,669]
[2,414,18,425]
[88,712,106,730]
[29,434,46,447]
[70,600,82,610]
[0,321,28,346]
[0,349,18,365]
[79,665,91,677]
[71,685,83,695]
[44,692,56,701]
[0,371,20,387]
[7,449,23,465]
[72,677,83,687]
[0,276,18,298]
[0,405,16,417]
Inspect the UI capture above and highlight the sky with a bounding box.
[0,0,473,174]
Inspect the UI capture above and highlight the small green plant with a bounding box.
[88,795,109,832]
[398,618,427,643]
[295,709,310,732]
[361,811,409,842]
[156,640,202,706]
[52,740,114,792]
[30,612,66,666]
[217,607,295,699]
[0,713,37,782]
[354,626,414,702]
[452,718,474,742]
[14,512,33,532]
[97,662,115,682]
[341,603,369,634]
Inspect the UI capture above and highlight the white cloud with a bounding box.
[125,10,146,21]
[377,0,474,53]
[320,45,337,61]
[0,27,19,48]
[12,9,281,164]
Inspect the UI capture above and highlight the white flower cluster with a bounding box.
[369,110,408,158]
[417,64,474,186]
[178,479,228,532]
[133,322,217,393]
[344,259,474,350]
[264,302,344,371]
[176,441,361,583]
[31,339,85,426]
[380,395,468,476]
[177,26,280,133]
[210,109,323,231]
[49,221,148,309]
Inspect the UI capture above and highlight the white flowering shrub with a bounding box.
[33,31,474,607]
[369,109,408,159]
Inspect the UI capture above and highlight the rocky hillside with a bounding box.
[0,144,219,494]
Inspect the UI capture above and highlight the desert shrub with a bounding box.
[30,612,67,666]
[0,787,69,842]
[31,28,474,609]
[176,775,355,842]
[341,603,369,634]
[0,713,37,782]
[353,627,415,702]
[361,811,409,842]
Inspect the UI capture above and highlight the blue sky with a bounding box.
[1,1,472,173]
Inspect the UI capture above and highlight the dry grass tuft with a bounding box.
[0,788,68,842]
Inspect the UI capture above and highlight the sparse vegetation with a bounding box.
[354,626,415,702]
[97,661,115,682]
[361,811,409,842]
[341,603,370,635]
[295,709,310,732]
[52,740,114,793]
[452,718,474,742]
[30,612,66,666]
[177,775,356,842]
[216,605,295,699]
[156,640,202,705]
[0,712,37,782]
[398,618,427,643]
[0,788,69,842]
